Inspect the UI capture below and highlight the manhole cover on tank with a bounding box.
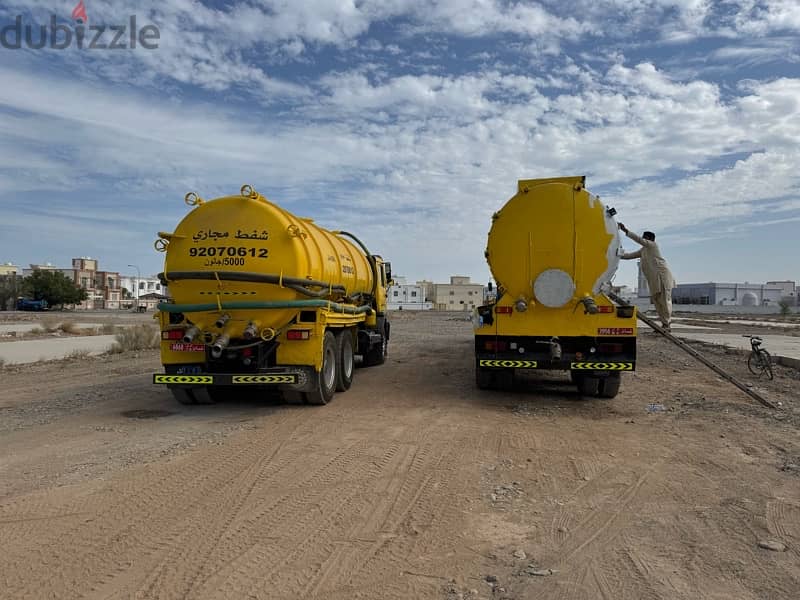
[122,409,175,419]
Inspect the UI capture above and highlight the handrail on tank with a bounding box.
[157,299,373,315]
[157,271,349,299]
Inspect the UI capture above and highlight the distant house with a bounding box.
[673,282,784,306]
[137,292,169,312]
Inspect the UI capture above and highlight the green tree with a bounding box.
[0,274,21,310]
[778,299,791,317]
[22,270,88,308]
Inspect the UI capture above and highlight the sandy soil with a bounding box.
[0,312,798,599]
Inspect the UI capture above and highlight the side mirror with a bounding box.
[488,281,493,291]
[384,262,392,283]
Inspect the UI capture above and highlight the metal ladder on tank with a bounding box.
[606,291,775,409]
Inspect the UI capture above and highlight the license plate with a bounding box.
[597,328,634,335]
[169,343,205,352]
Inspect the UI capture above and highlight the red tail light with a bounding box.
[496,306,512,314]
[598,343,624,353]
[485,340,508,352]
[598,305,613,313]
[286,329,311,340]
[162,329,184,340]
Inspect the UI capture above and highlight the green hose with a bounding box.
[158,299,372,314]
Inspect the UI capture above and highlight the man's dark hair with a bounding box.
[643,231,655,241]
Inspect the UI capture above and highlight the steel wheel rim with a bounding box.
[323,345,336,389]
[343,341,353,377]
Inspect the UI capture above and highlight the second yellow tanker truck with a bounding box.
[475,176,637,398]
[152,185,391,406]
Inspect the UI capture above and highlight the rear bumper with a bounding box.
[476,358,634,371]
[153,368,302,386]
[475,334,636,372]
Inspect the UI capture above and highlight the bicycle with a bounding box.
[743,335,774,380]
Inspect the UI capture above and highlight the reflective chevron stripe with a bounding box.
[570,362,633,371]
[232,375,298,384]
[478,359,538,368]
[153,375,213,384]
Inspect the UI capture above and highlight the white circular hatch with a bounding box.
[533,269,575,308]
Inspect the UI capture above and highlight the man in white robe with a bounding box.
[618,223,676,331]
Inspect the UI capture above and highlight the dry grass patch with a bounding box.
[58,320,80,334]
[40,317,60,333]
[112,324,159,353]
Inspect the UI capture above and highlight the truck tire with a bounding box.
[576,375,600,397]
[598,373,621,399]
[364,330,387,366]
[476,367,493,389]
[496,369,515,392]
[283,390,306,405]
[171,387,216,405]
[335,329,354,392]
[305,331,338,405]
[172,388,196,405]
[194,387,216,404]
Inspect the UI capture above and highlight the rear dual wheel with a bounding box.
[335,329,354,392]
[171,387,216,405]
[286,330,353,406]
[573,372,621,399]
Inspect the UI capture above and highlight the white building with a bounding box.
[388,276,432,310]
[767,280,797,305]
[119,275,168,302]
[673,282,784,306]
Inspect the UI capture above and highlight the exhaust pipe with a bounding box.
[215,313,231,329]
[211,334,230,359]
[182,326,200,344]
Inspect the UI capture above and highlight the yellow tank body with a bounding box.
[475,176,637,398]
[153,186,391,406]
[161,191,374,336]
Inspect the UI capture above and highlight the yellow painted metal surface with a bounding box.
[156,188,377,360]
[478,176,637,338]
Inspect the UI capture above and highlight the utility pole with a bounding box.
[127,264,141,311]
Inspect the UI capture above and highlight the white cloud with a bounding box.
[1,4,799,283]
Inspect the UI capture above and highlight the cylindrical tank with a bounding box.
[158,188,375,331]
[485,176,620,308]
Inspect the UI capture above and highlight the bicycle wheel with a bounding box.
[760,349,774,380]
[748,350,773,379]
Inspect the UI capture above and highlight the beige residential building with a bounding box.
[66,258,121,309]
[433,276,484,311]
[416,280,435,302]
[0,262,19,276]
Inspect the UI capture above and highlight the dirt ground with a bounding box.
[1,311,798,599]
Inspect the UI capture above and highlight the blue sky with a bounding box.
[0,0,798,289]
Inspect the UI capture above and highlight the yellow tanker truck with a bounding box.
[475,176,636,398]
[152,185,391,405]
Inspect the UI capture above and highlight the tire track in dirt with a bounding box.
[86,426,316,599]
[102,431,380,599]
[186,439,412,598]
[0,410,311,598]
[766,499,800,545]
